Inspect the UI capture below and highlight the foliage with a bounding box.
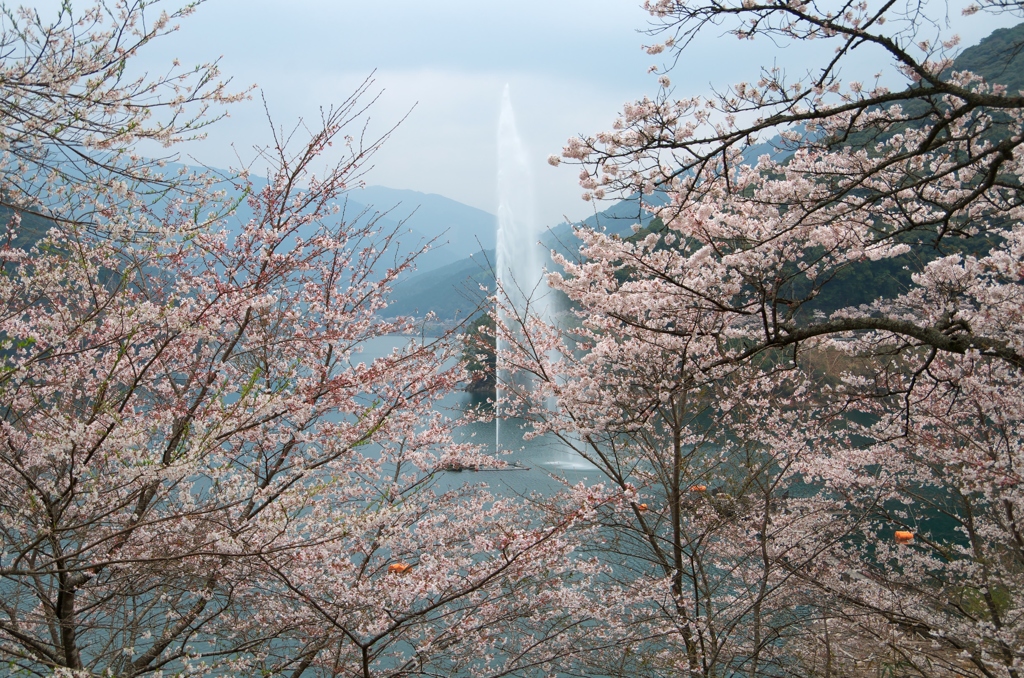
[462,312,496,375]
[503,2,1024,676]
[0,3,630,676]
[0,0,247,230]
[943,22,1024,108]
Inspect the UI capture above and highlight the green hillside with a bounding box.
[952,22,1024,92]
[775,23,1024,314]
[0,206,58,249]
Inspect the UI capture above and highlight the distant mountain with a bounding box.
[385,192,663,321]
[88,165,496,275]
[352,186,496,263]
[563,191,668,237]
[214,180,494,276]
[385,249,495,321]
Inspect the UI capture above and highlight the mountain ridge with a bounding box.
[385,21,1024,322]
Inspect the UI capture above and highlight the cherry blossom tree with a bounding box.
[0,0,248,231]
[497,278,845,677]
[0,4,633,676]
[501,1,1024,675]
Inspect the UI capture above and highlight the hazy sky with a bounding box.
[141,0,1011,226]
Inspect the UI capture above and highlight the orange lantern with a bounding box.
[388,562,413,575]
[690,485,707,493]
[894,530,914,545]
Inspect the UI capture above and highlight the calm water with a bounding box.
[357,334,597,498]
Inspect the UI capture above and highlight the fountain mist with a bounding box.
[495,86,550,451]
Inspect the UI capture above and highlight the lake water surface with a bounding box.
[359,334,598,499]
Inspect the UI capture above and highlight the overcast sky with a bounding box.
[142,0,1011,226]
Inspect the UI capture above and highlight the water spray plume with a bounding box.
[495,85,547,452]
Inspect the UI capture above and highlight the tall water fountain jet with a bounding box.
[495,86,550,452]
[494,88,595,471]
[497,87,547,318]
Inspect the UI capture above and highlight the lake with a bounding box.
[358,334,598,499]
